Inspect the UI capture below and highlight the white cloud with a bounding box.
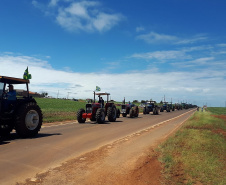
[0,53,225,107]
[33,0,124,33]
[136,32,177,44]
[136,32,208,45]
[136,26,145,32]
[131,50,189,61]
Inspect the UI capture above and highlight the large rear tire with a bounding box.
[129,108,134,118]
[77,109,86,123]
[134,106,139,117]
[107,106,117,122]
[96,108,105,124]
[143,107,146,114]
[15,102,42,138]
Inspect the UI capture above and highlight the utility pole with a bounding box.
[57,90,59,99]
[67,92,71,99]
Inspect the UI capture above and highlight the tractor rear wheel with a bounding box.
[129,108,134,118]
[15,102,42,138]
[153,108,156,115]
[77,109,86,123]
[143,107,146,114]
[107,106,117,122]
[96,108,105,124]
[134,106,139,117]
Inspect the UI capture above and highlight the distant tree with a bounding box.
[160,100,163,104]
[41,92,48,97]
[141,100,146,103]
[133,100,139,103]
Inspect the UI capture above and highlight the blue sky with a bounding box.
[0,0,226,106]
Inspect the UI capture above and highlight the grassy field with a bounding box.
[35,98,86,122]
[207,107,226,115]
[158,108,226,185]
[35,98,142,123]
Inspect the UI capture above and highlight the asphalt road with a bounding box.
[0,109,195,185]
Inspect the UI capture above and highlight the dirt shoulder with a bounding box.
[19,111,194,185]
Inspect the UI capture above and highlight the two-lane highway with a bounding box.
[0,109,195,184]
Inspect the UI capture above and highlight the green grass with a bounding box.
[207,107,226,115]
[35,98,86,123]
[158,109,226,185]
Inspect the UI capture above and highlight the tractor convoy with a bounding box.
[0,74,197,139]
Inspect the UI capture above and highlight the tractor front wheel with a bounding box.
[77,109,86,123]
[96,108,105,124]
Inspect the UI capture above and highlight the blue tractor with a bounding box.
[143,101,159,115]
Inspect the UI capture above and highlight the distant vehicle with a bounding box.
[77,92,120,124]
[0,76,43,138]
[160,102,170,112]
[143,101,159,115]
[121,98,139,118]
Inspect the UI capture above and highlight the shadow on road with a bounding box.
[0,132,62,145]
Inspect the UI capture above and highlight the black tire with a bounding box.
[153,108,156,115]
[160,108,163,112]
[77,109,86,123]
[122,113,127,117]
[116,109,120,118]
[96,108,105,124]
[156,108,159,115]
[107,106,117,122]
[15,102,42,138]
[129,108,134,118]
[134,106,139,117]
[143,107,146,114]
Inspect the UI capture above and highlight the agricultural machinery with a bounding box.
[77,92,120,124]
[174,103,182,110]
[121,98,139,118]
[0,76,43,138]
[143,101,159,115]
[160,102,171,112]
[168,103,175,111]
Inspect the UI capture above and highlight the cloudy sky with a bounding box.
[0,0,226,106]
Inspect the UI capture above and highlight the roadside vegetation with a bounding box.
[158,108,226,185]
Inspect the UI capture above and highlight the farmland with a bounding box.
[35,98,86,122]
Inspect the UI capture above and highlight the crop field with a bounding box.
[207,107,226,115]
[35,98,142,123]
[159,108,226,185]
[35,98,86,122]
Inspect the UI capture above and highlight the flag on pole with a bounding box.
[23,67,32,80]
[96,86,101,91]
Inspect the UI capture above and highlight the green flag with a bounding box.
[23,67,32,80]
[96,86,101,91]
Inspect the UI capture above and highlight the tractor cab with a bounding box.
[0,76,42,138]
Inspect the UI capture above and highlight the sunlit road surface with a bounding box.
[0,108,195,184]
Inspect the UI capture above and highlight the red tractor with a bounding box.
[77,92,119,124]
